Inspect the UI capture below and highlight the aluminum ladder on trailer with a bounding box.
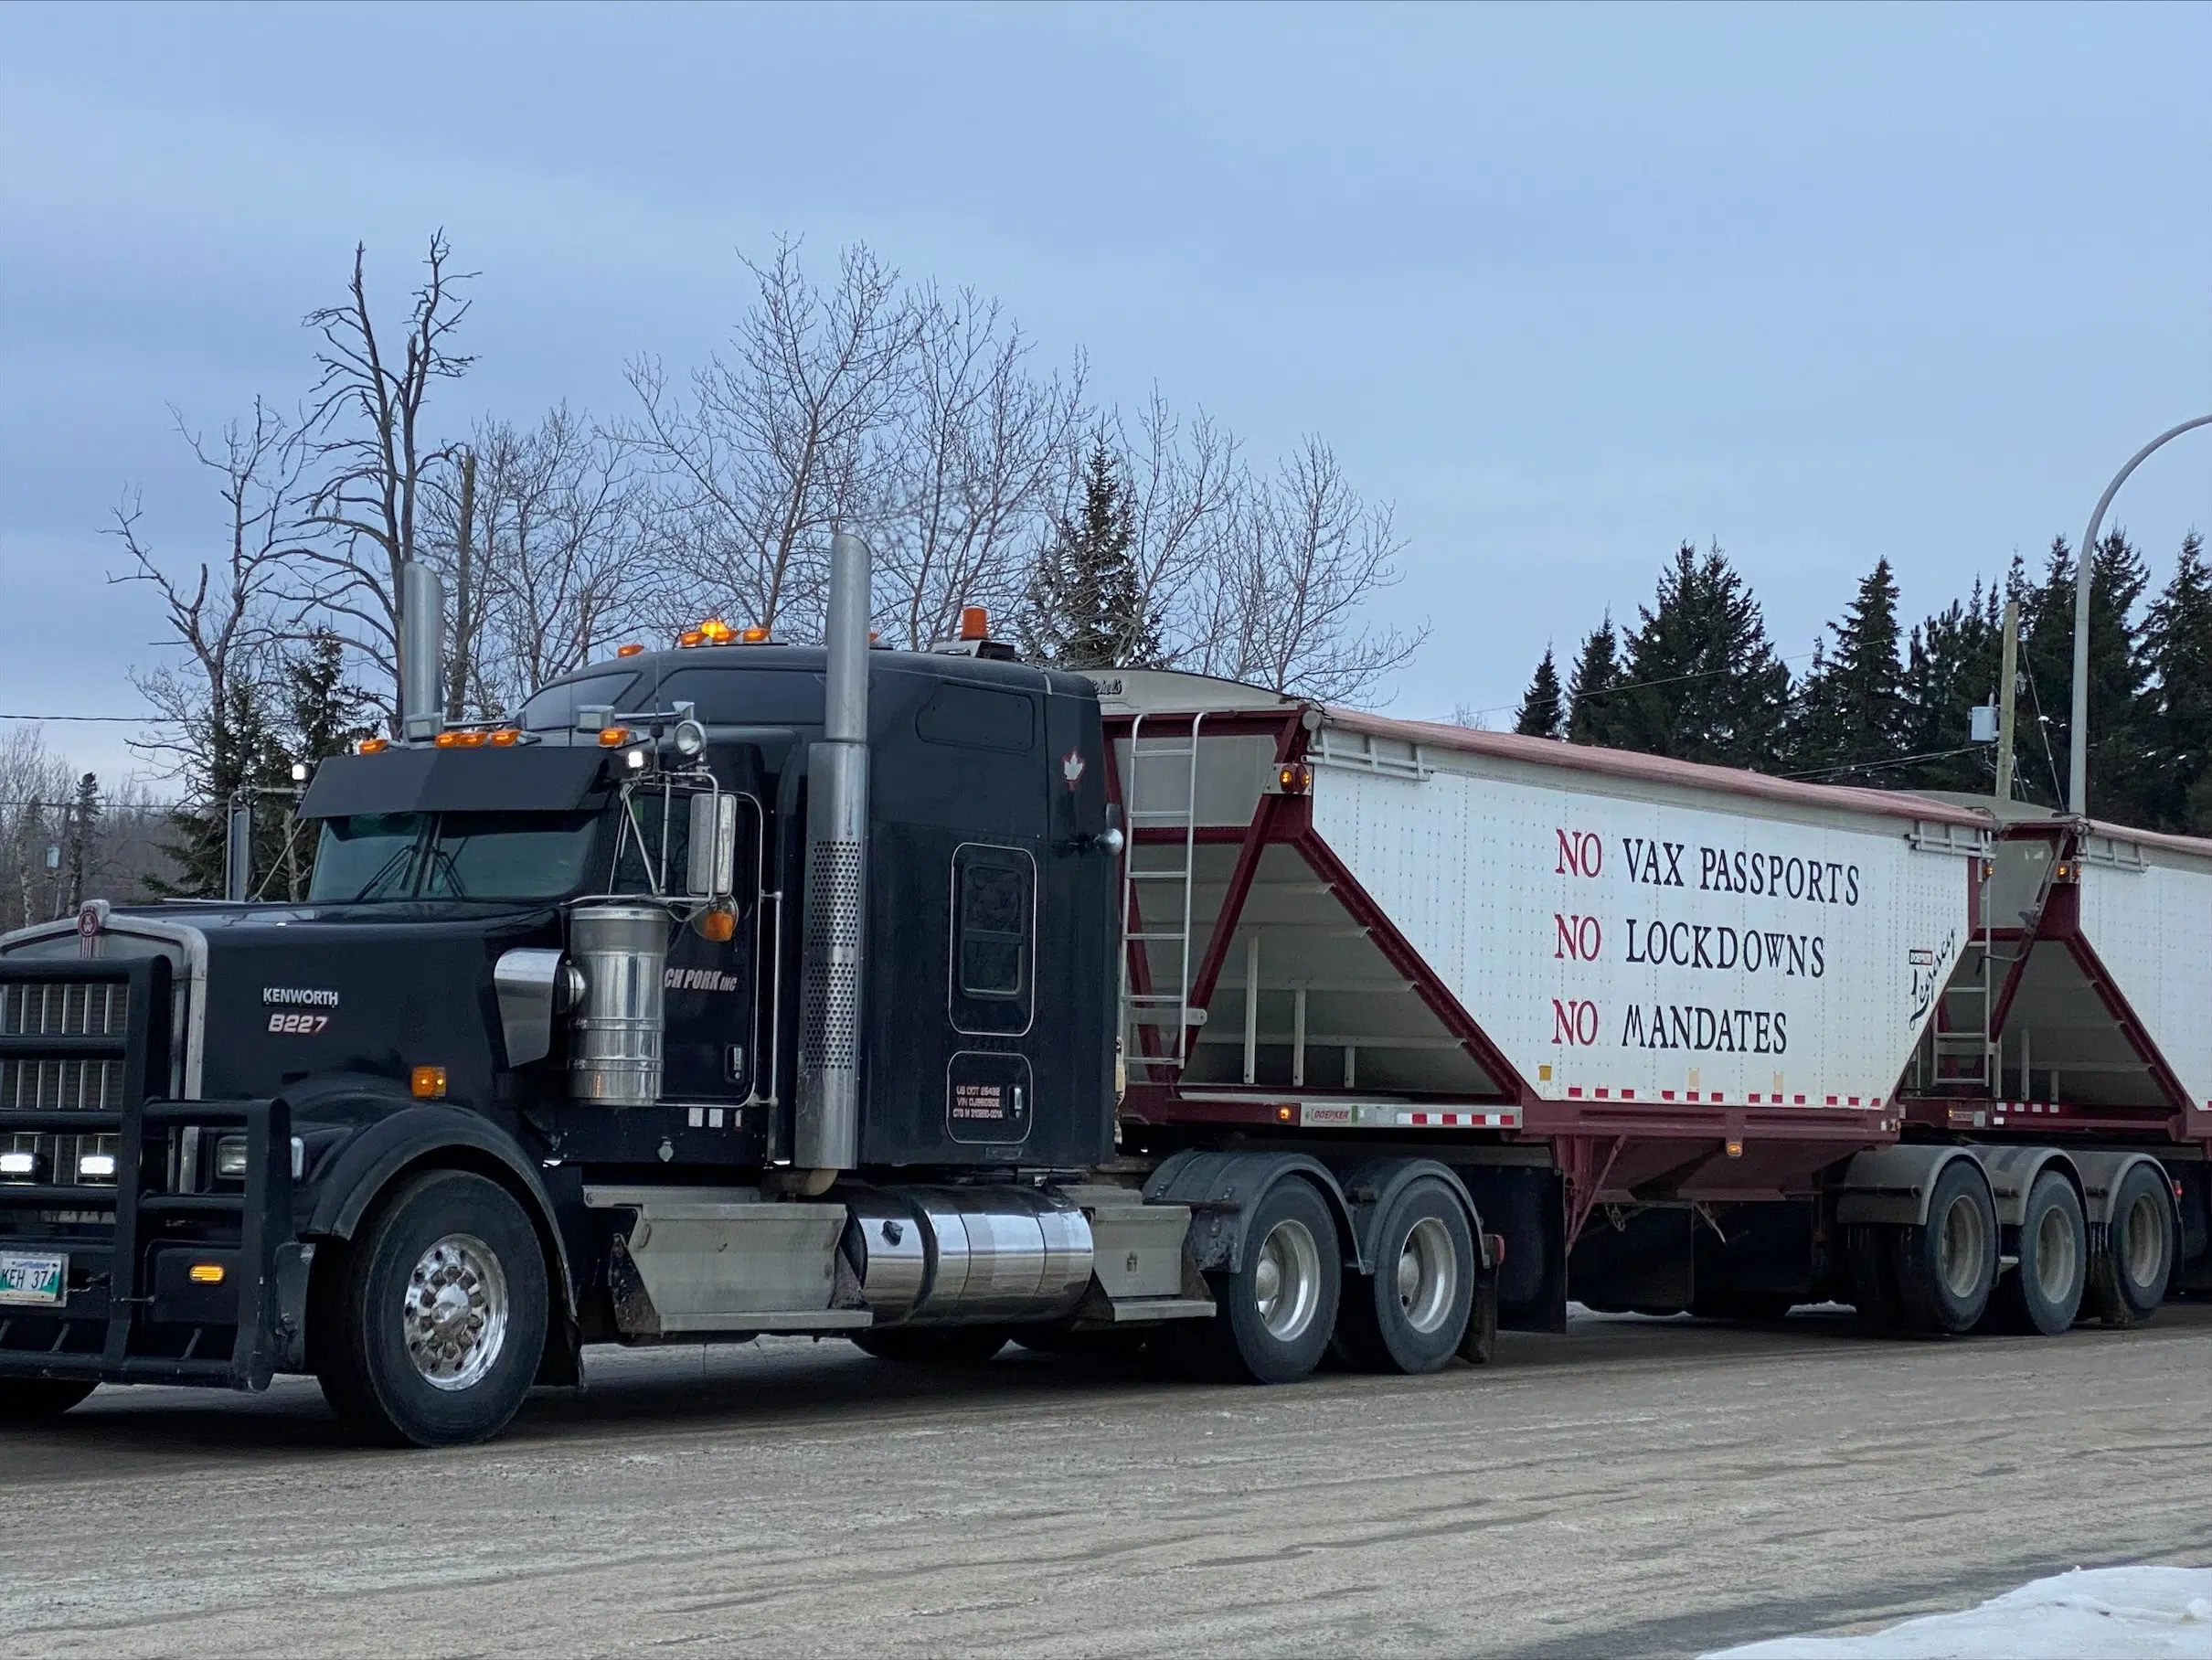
[1118,711,1208,1080]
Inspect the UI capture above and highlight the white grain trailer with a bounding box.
[1096,668,2211,1339]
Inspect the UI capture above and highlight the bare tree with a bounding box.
[290,232,475,722]
[627,239,915,639]
[108,398,304,787]
[425,408,657,712]
[1187,436,1424,703]
[1105,389,1242,663]
[873,288,1083,648]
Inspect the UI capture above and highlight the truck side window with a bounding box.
[611,792,693,897]
[950,844,1034,1034]
[917,685,1035,754]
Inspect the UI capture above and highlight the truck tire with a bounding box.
[1989,1171,2087,1336]
[1178,1177,1341,1384]
[1334,1177,1473,1375]
[2090,1163,2174,1328]
[315,1169,549,1448]
[0,1379,97,1421]
[850,1326,1009,1366]
[1893,1160,1996,1335]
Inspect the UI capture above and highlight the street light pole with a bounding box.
[2068,414,2212,815]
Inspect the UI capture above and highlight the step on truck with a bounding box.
[3,535,2207,1443]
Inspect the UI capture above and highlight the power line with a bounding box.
[1779,744,1985,782]
[0,713,181,724]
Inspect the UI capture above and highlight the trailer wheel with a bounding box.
[1990,1172,2087,1336]
[2090,1164,2174,1328]
[1334,1178,1473,1375]
[1893,1160,1996,1335]
[0,1379,97,1421]
[316,1169,549,1448]
[850,1326,1010,1366]
[1180,1178,1341,1384]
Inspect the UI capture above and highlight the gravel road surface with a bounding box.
[5,1304,2207,1659]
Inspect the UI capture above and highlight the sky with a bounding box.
[2,1,2207,788]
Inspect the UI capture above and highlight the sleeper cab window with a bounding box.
[915,683,1035,753]
[950,843,1034,1034]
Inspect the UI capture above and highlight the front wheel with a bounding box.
[1178,1178,1341,1384]
[0,1378,97,1421]
[316,1169,549,1448]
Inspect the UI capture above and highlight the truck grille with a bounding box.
[2,978,132,1038]
[0,979,133,1114]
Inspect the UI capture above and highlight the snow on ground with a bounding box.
[1708,1567,2212,1659]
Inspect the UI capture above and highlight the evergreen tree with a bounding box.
[1513,646,1566,739]
[1020,439,1160,671]
[149,674,286,899]
[1606,542,1791,770]
[2015,533,2154,818]
[1896,574,2006,797]
[1788,558,1907,782]
[2140,531,2212,834]
[63,772,100,913]
[1565,617,1620,745]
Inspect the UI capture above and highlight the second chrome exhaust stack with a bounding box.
[794,531,871,1176]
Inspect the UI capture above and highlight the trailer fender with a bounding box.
[2068,1150,2177,1235]
[1834,1144,1990,1229]
[305,1103,580,1379]
[1956,1144,2084,1229]
[1143,1149,1358,1275]
[1329,1157,1495,1277]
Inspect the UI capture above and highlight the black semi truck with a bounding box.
[0,537,1498,1444]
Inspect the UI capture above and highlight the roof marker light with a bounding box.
[739,625,771,644]
[433,730,462,749]
[617,643,645,657]
[489,729,521,747]
[960,606,989,641]
[358,737,388,754]
[678,631,706,648]
[699,619,734,644]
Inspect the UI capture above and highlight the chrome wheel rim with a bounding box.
[1396,1217,1458,1335]
[2033,1202,2080,1306]
[1251,1217,1322,1343]
[1938,1194,1989,1301]
[405,1233,508,1392]
[2121,1193,2164,1290]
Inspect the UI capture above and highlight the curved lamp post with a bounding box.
[2068,413,2212,814]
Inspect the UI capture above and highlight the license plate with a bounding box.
[0,1251,67,1307]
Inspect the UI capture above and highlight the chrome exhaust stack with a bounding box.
[399,559,445,744]
[794,532,872,1176]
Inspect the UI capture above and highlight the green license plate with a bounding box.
[0,1251,67,1307]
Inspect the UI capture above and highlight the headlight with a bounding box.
[213,1135,250,1181]
[77,1152,117,1182]
[0,1150,39,1180]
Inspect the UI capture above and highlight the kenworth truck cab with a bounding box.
[0,539,1505,1444]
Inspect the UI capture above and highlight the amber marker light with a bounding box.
[188,1263,226,1285]
[678,630,706,648]
[1275,1104,1295,1123]
[616,643,645,657]
[411,1066,448,1100]
[454,729,487,748]
[488,729,521,747]
[697,906,737,942]
[699,618,735,644]
[358,738,388,754]
[960,605,989,640]
[1276,762,1313,794]
[739,625,771,644]
[598,726,632,748]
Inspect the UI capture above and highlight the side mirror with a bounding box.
[686,792,739,899]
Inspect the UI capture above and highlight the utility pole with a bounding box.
[1994,598,2020,803]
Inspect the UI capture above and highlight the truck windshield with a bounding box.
[309,812,601,902]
